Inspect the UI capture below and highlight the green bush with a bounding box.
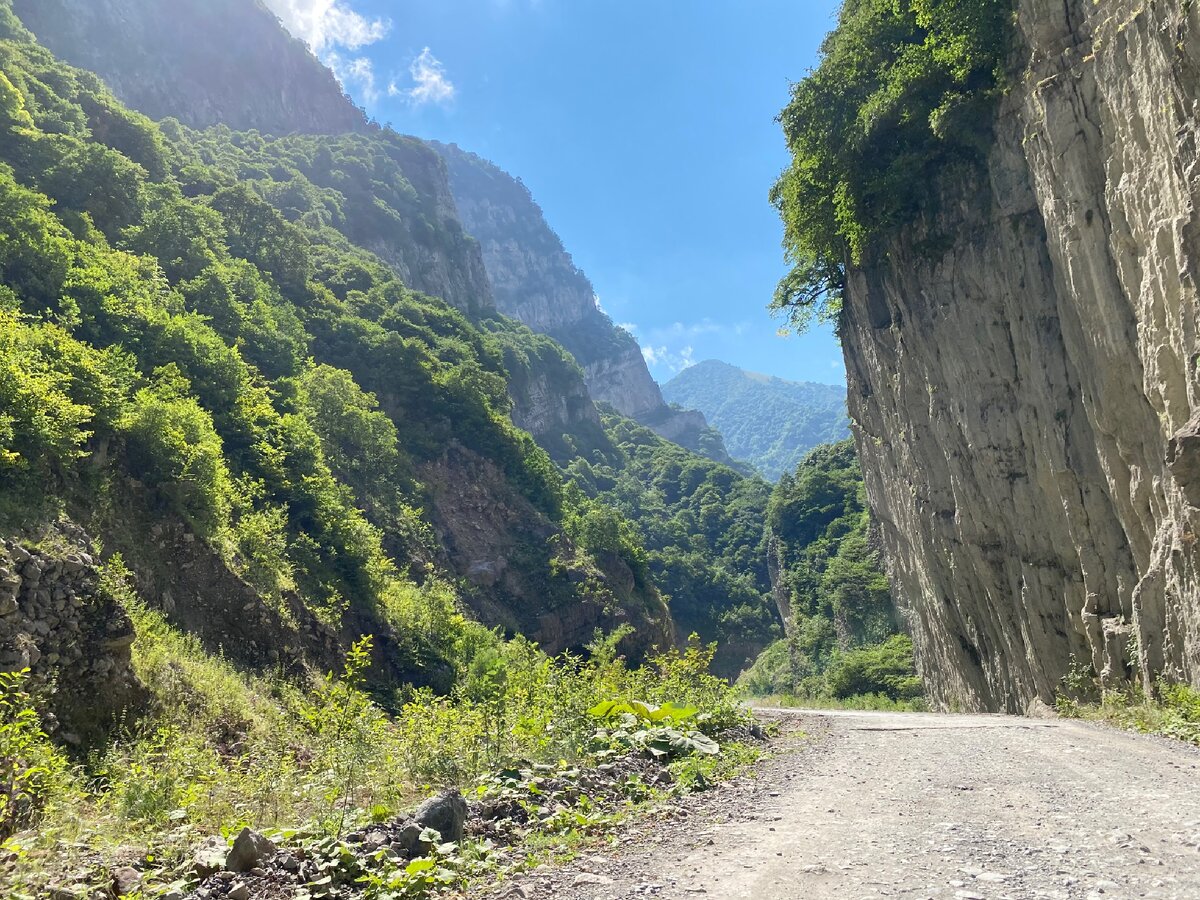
[771,0,1013,329]
[825,634,922,701]
[0,669,77,839]
[121,376,233,536]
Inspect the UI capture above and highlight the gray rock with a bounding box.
[227,882,250,900]
[837,0,1200,711]
[193,835,228,876]
[225,827,275,873]
[414,789,468,843]
[111,866,141,896]
[392,821,424,856]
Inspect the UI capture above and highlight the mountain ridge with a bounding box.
[662,359,848,481]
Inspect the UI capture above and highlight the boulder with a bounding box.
[193,835,228,876]
[111,866,141,897]
[392,821,424,857]
[414,790,468,843]
[225,827,275,873]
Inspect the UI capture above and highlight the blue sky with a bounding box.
[264,0,845,386]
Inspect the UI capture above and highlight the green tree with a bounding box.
[771,0,1012,329]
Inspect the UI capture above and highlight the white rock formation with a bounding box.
[844,0,1200,711]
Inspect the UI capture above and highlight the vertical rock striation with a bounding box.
[843,0,1200,711]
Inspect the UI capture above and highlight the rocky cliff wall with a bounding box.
[421,444,672,660]
[843,0,1200,711]
[431,142,741,460]
[0,526,145,746]
[13,0,365,135]
[334,135,494,317]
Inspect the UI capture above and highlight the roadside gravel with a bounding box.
[485,709,1200,900]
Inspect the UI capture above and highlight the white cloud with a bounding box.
[641,344,694,374]
[658,319,723,339]
[392,47,456,106]
[264,0,390,54]
[326,53,380,102]
[617,322,639,335]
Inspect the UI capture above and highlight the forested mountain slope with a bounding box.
[0,0,788,704]
[662,360,848,481]
[0,7,671,713]
[432,142,742,467]
[565,412,781,678]
[740,441,915,702]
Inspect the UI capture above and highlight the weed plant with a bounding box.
[1056,662,1200,746]
[0,585,747,896]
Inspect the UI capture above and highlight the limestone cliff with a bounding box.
[12,0,365,135]
[843,0,1200,711]
[431,142,736,459]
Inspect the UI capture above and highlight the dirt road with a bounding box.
[498,710,1200,900]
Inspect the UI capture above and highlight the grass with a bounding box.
[1056,680,1200,746]
[743,692,929,713]
[0,561,757,899]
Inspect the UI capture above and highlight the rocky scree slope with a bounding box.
[838,0,1200,711]
[662,359,849,481]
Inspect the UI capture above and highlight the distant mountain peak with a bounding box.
[662,360,848,481]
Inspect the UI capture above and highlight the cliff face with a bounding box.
[421,444,672,661]
[843,0,1200,711]
[289,133,494,317]
[431,142,735,457]
[12,0,365,135]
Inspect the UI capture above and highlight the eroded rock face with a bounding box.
[430,142,735,457]
[0,526,146,745]
[843,0,1200,711]
[13,0,366,135]
[420,444,672,660]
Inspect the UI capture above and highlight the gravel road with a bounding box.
[493,710,1200,900]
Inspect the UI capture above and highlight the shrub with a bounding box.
[771,0,1013,329]
[121,376,233,535]
[0,669,77,839]
[825,634,922,701]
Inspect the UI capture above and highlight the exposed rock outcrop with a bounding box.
[13,0,366,135]
[323,134,494,317]
[431,142,738,460]
[843,0,1200,711]
[421,443,672,660]
[0,525,145,745]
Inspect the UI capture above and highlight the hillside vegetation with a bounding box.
[661,360,848,481]
[565,412,780,678]
[0,2,927,892]
[0,12,751,893]
[740,441,918,705]
[0,19,677,670]
[770,0,1012,328]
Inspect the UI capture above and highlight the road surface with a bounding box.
[495,710,1200,900]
